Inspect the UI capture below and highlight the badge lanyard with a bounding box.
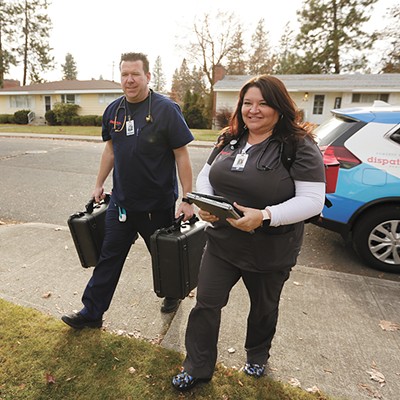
[231,150,249,171]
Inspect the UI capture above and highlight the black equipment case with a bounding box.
[67,194,110,268]
[150,215,206,299]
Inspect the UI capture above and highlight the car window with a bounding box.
[390,128,400,145]
[314,116,366,146]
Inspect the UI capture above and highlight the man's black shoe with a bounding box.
[61,312,102,329]
[161,297,181,313]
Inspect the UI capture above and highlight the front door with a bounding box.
[45,96,51,112]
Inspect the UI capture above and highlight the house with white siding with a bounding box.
[213,71,400,127]
[0,80,122,122]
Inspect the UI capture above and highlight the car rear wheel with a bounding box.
[353,206,400,273]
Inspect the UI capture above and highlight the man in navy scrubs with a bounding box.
[62,52,194,329]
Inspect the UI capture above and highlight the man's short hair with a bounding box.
[120,52,149,73]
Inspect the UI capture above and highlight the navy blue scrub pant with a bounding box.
[80,198,175,320]
[183,250,291,379]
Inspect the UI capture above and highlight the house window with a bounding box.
[352,93,389,103]
[10,95,32,108]
[313,95,325,115]
[99,94,120,104]
[61,94,80,104]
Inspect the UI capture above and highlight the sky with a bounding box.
[6,0,398,87]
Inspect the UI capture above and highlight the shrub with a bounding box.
[215,107,232,130]
[95,116,102,126]
[52,103,80,125]
[182,90,209,129]
[80,115,98,126]
[71,116,81,125]
[45,109,58,125]
[14,109,30,124]
[0,114,15,123]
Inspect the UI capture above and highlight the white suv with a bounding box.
[313,101,400,273]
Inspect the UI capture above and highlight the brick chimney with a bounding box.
[213,64,226,84]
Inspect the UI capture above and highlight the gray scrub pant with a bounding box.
[183,249,291,379]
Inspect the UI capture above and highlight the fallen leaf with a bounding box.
[367,369,386,385]
[42,292,52,298]
[128,367,136,374]
[227,347,236,354]
[288,377,301,387]
[45,372,56,384]
[306,385,321,394]
[238,379,243,387]
[379,320,400,331]
[359,383,383,398]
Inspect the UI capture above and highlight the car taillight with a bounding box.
[321,145,361,169]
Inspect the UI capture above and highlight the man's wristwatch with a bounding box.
[260,209,271,228]
[182,197,192,204]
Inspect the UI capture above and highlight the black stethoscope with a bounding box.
[229,133,283,171]
[113,89,153,132]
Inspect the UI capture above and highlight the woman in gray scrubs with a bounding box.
[172,75,326,392]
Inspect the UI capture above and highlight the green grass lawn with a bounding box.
[0,124,220,142]
[0,299,336,400]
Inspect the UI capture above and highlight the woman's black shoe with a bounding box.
[172,371,211,392]
[243,363,265,378]
[61,312,102,329]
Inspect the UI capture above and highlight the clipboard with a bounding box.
[186,192,243,220]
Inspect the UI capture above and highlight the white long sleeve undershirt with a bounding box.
[196,163,325,226]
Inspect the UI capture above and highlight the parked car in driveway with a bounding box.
[312,101,400,273]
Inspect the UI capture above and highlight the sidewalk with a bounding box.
[0,131,215,148]
[1,222,399,400]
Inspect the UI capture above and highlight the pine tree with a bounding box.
[0,0,19,87]
[381,4,400,73]
[152,55,166,92]
[295,0,378,74]
[170,59,192,104]
[182,90,208,129]
[226,24,247,75]
[247,19,275,75]
[61,53,78,80]
[18,0,54,84]
[274,23,302,74]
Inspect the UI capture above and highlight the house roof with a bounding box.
[0,79,122,95]
[214,73,400,93]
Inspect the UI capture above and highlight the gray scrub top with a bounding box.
[205,133,325,272]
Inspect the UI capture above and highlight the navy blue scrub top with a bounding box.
[102,92,193,211]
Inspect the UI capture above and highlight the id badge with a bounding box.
[126,119,135,136]
[231,151,248,171]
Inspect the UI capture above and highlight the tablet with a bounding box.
[186,192,243,220]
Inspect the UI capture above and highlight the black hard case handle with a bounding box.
[161,214,200,234]
[85,193,111,214]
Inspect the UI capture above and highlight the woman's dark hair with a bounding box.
[218,75,313,147]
